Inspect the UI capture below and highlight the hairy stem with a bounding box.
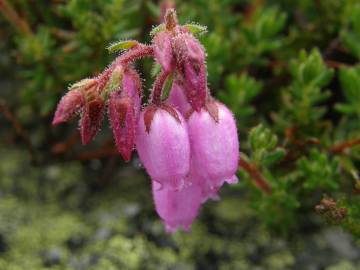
[151,70,170,105]
[97,45,154,92]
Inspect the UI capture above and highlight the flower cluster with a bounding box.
[52,9,239,233]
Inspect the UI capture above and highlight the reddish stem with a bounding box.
[0,99,36,162]
[0,0,32,35]
[239,157,272,194]
[151,70,170,105]
[97,45,154,92]
[330,137,360,154]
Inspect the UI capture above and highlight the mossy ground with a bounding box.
[0,148,359,270]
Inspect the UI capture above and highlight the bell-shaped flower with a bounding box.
[152,180,202,232]
[136,104,190,190]
[187,101,239,188]
[187,168,220,203]
[166,81,191,115]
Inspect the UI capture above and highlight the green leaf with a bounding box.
[150,63,162,78]
[183,23,208,36]
[263,148,286,167]
[107,40,138,53]
[161,73,174,101]
[150,24,165,37]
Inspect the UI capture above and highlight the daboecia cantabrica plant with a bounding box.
[52,9,240,232]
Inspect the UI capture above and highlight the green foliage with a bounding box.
[273,49,334,129]
[341,4,360,60]
[248,124,286,167]
[337,65,360,117]
[218,73,263,122]
[297,149,340,191]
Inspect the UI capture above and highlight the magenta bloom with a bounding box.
[152,181,202,232]
[187,169,221,203]
[135,105,190,190]
[187,101,239,188]
[166,81,191,115]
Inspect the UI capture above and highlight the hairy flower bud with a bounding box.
[122,68,141,120]
[136,105,190,190]
[166,81,191,115]
[173,33,207,111]
[152,180,202,232]
[52,89,85,125]
[153,31,175,73]
[108,92,135,162]
[107,68,141,161]
[187,101,239,188]
[80,94,104,145]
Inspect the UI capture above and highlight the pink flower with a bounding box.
[152,180,202,232]
[187,169,221,203]
[52,89,85,125]
[166,81,191,115]
[135,104,190,190]
[187,101,239,188]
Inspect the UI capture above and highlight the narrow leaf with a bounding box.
[107,40,139,53]
[184,23,208,36]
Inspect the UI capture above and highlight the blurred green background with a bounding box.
[1,0,360,269]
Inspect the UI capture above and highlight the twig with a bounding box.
[51,131,79,155]
[239,157,272,194]
[330,138,360,154]
[0,99,37,162]
[74,146,118,161]
[0,0,32,35]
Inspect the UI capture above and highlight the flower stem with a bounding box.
[151,70,170,105]
[97,45,154,92]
